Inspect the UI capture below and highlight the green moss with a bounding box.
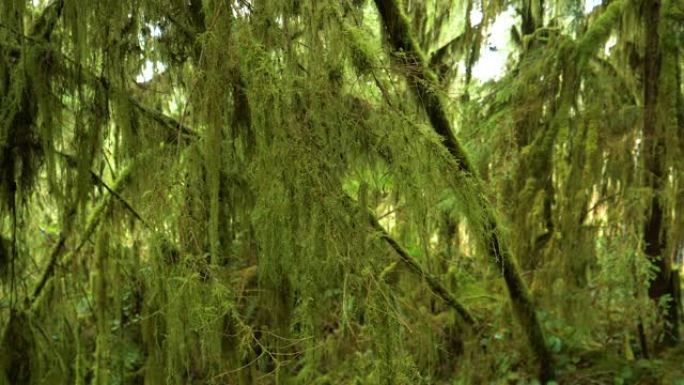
[576,0,627,61]
[2,0,684,383]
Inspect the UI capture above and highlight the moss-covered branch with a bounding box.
[373,0,554,380]
[30,160,137,308]
[30,0,64,39]
[576,0,627,60]
[343,195,476,325]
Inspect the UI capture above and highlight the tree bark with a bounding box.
[373,0,554,380]
[642,0,679,348]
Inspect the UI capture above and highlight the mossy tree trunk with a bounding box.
[506,0,557,274]
[642,0,679,348]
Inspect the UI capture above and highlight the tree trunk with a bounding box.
[642,0,679,348]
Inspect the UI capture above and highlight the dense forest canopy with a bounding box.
[0,0,683,383]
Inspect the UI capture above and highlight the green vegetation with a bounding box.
[0,0,683,383]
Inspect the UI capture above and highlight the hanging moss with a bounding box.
[2,0,684,383]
